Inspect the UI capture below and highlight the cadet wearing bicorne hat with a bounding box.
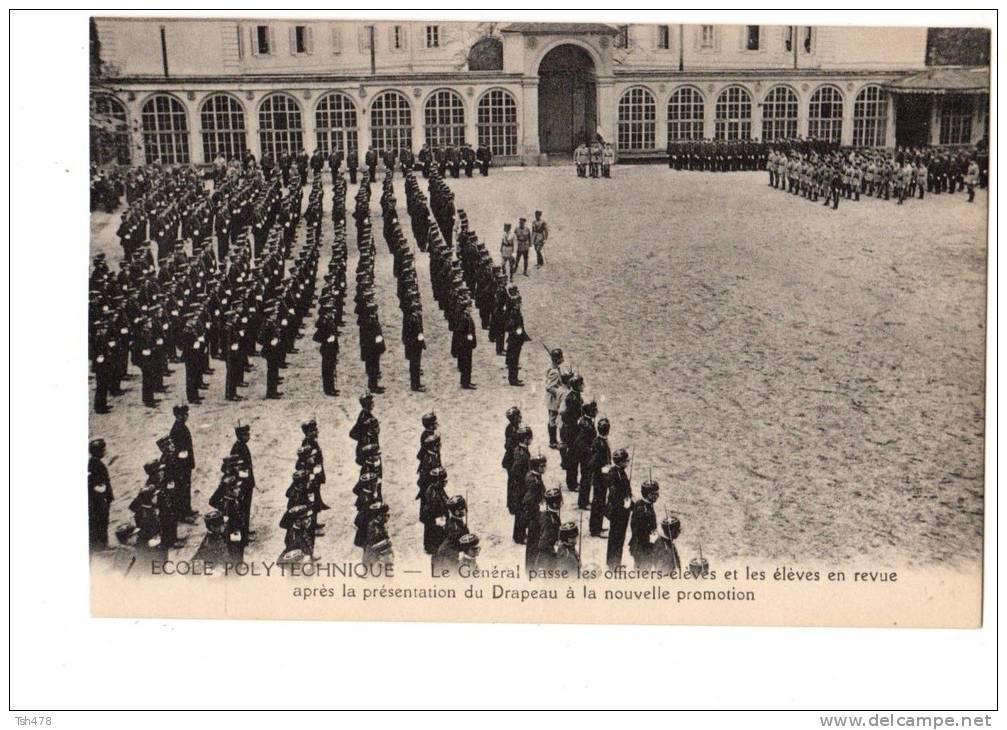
[605,448,632,570]
[652,516,682,574]
[88,439,113,552]
[629,480,659,569]
[169,405,198,523]
[554,522,581,574]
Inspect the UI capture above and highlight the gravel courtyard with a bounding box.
[89,165,987,572]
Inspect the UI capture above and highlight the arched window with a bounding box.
[371,90,413,153]
[141,94,189,165]
[199,94,247,163]
[315,92,358,154]
[258,93,303,158]
[477,89,518,156]
[424,89,466,149]
[91,95,131,165]
[714,86,752,140]
[852,85,888,147]
[468,36,503,71]
[617,87,656,151]
[667,87,705,141]
[808,86,843,143]
[761,86,798,141]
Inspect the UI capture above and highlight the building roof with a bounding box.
[500,22,619,35]
[884,66,990,95]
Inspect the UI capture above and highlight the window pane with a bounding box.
[617,87,656,151]
[477,89,518,156]
[852,85,887,147]
[714,86,752,140]
[424,89,466,149]
[258,93,303,157]
[761,86,798,141]
[315,92,358,154]
[371,91,413,152]
[141,94,189,164]
[808,86,843,143]
[200,94,247,162]
[667,87,705,141]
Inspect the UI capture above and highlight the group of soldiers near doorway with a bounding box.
[573,141,615,179]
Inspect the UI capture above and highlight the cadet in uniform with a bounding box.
[652,516,683,573]
[500,223,516,281]
[559,374,584,491]
[458,533,480,573]
[504,288,529,386]
[507,425,532,542]
[554,522,581,574]
[516,451,546,547]
[628,480,659,568]
[532,488,564,572]
[501,406,522,474]
[420,466,449,556]
[514,218,532,277]
[574,400,598,510]
[229,423,256,542]
[362,502,391,567]
[476,142,492,176]
[88,439,113,552]
[168,404,198,523]
[604,448,632,570]
[531,210,549,268]
[544,348,572,449]
[588,417,612,537]
[966,157,979,202]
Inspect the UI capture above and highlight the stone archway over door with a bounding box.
[538,44,597,154]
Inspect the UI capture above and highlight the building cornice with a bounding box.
[94,72,525,86]
[611,67,922,79]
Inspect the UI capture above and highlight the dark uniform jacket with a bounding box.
[169,421,195,471]
[507,444,530,514]
[534,510,562,570]
[604,465,631,516]
[629,500,657,561]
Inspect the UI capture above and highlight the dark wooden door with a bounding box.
[539,75,574,153]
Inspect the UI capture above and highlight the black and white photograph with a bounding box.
[8,7,999,717]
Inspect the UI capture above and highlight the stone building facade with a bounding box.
[90,18,990,166]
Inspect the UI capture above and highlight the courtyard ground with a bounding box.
[88,166,987,573]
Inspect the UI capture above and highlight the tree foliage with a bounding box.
[926,27,991,66]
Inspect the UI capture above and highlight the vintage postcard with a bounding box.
[86,14,989,626]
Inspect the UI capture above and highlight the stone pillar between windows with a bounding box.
[885,92,897,148]
[410,91,424,153]
[971,96,986,144]
[751,97,764,142]
[302,91,317,153]
[465,92,479,147]
[184,93,202,164]
[520,77,540,164]
[248,92,263,161]
[930,98,941,146]
[356,91,370,155]
[796,89,809,138]
[596,77,616,152]
[655,94,668,153]
[703,88,717,139]
[840,87,855,146]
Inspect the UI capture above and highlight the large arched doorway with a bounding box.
[538,44,597,154]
